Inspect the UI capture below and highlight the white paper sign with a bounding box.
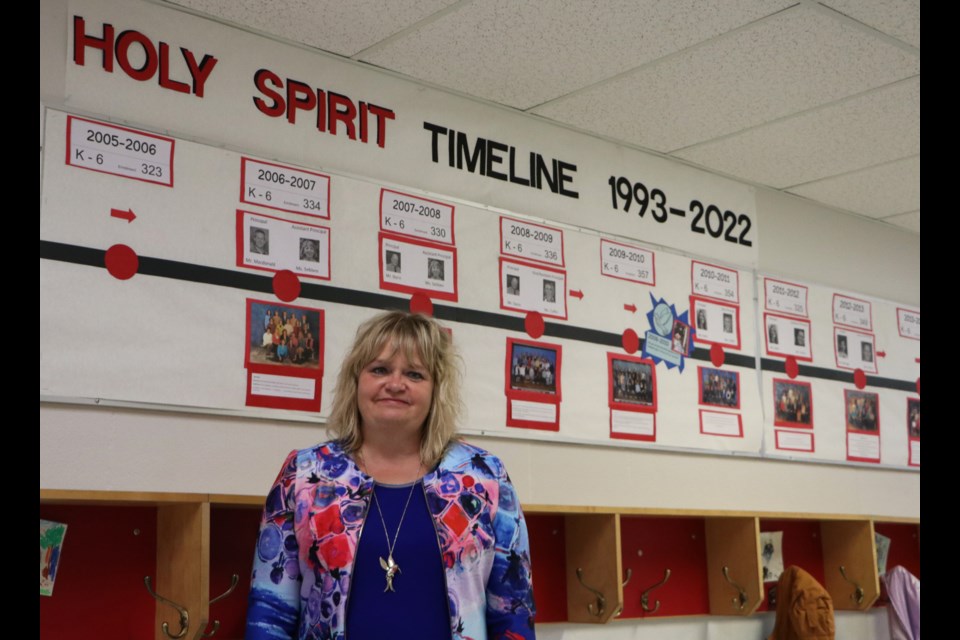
[833,294,873,331]
[239,211,331,279]
[380,189,454,245]
[67,116,174,186]
[241,157,330,218]
[611,410,655,437]
[511,399,557,423]
[834,328,878,373]
[897,308,921,340]
[500,259,567,318]
[909,440,920,466]
[775,430,814,452]
[765,314,812,360]
[764,278,808,317]
[251,373,316,399]
[692,298,740,347]
[848,432,880,461]
[381,235,456,296]
[700,410,742,437]
[600,239,655,285]
[500,217,564,266]
[691,261,739,303]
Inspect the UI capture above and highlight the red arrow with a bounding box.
[111,208,136,223]
[624,303,637,313]
[570,289,584,300]
[877,350,886,358]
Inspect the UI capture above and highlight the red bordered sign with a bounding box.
[500,216,565,267]
[236,210,331,281]
[240,157,331,219]
[774,430,815,453]
[245,299,324,412]
[66,115,175,187]
[505,337,562,431]
[690,296,742,350]
[763,277,808,318]
[379,233,458,302]
[698,409,744,438]
[499,257,568,320]
[380,188,455,245]
[691,260,739,303]
[599,239,655,286]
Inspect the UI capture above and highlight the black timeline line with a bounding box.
[40,239,914,391]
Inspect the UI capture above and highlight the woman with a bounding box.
[246,311,536,640]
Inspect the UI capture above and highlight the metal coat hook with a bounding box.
[641,568,672,613]
[722,566,748,611]
[575,568,606,617]
[198,573,240,638]
[144,576,190,639]
[839,565,864,605]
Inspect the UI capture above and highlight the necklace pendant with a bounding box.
[379,554,401,592]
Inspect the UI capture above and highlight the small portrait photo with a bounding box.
[671,320,689,355]
[768,323,779,345]
[509,342,558,395]
[696,308,708,330]
[794,327,806,347]
[861,342,874,363]
[250,226,270,255]
[249,301,322,370]
[506,275,521,296]
[299,237,320,263]
[427,258,445,281]
[611,357,655,407]
[385,250,402,273]
[722,313,734,334]
[543,279,557,303]
[845,390,879,432]
[773,379,813,428]
[837,334,848,357]
[907,398,920,439]
[699,367,739,409]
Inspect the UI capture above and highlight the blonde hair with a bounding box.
[328,311,461,468]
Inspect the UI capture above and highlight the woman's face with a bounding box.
[357,343,434,438]
[303,242,317,259]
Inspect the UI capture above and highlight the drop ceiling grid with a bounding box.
[819,0,921,48]
[357,0,795,110]
[673,76,919,188]
[531,4,919,153]
[787,156,920,218]
[167,0,461,56]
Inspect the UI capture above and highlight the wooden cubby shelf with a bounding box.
[40,491,918,638]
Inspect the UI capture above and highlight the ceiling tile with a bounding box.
[882,210,920,233]
[787,156,920,218]
[672,77,919,188]
[532,4,919,152]
[166,0,459,56]
[359,0,793,109]
[820,0,920,48]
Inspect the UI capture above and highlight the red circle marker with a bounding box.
[272,270,301,302]
[409,294,434,316]
[621,329,639,354]
[462,476,475,488]
[524,312,545,339]
[710,344,725,367]
[784,357,799,379]
[104,244,139,280]
[853,369,867,389]
[916,377,920,395]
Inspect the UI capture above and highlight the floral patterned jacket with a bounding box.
[245,440,536,640]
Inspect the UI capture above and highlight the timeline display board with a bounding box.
[758,275,920,467]
[40,0,918,469]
